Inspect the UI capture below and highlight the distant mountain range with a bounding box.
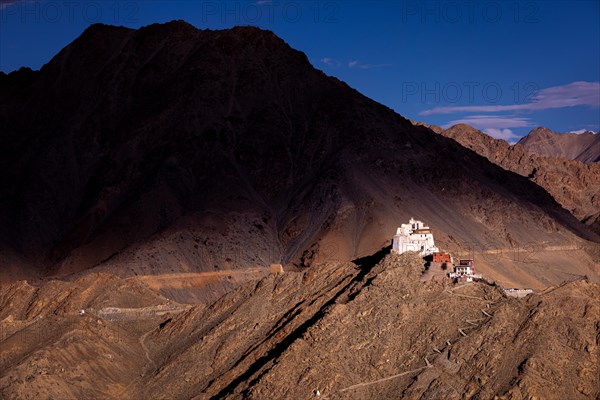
[518,127,600,163]
[416,123,600,235]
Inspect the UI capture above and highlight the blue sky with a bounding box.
[1,0,599,141]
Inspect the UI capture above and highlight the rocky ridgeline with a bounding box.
[439,124,600,235]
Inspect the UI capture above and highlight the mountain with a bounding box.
[0,21,598,294]
[518,127,600,163]
[438,124,600,236]
[1,21,599,400]
[1,253,598,399]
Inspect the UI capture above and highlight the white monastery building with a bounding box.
[392,218,439,256]
[449,259,481,282]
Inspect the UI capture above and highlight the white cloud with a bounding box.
[348,60,392,69]
[321,57,391,70]
[420,81,600,116]
[482,128,520,142]
[320,57,341,68]
[443,115,534,130]
[568,129,594,134]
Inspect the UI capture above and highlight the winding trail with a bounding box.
[139,329,157,372]
[321,365,432,398]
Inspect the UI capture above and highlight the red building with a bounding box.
[432,252,452,263]
[459,259,474,267]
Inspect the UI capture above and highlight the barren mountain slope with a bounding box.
[439,124,600,235]
[0,22,597,291]
[0,273,190,399]
[518,127,600,163]
[1,253,597,399]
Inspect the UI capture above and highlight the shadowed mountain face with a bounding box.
[518,127,600,163]
[0,22,597,286]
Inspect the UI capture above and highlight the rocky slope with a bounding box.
[438,124,600,235]
[1,253,597,399]
[518,127,600,163]
[0,21,597,292]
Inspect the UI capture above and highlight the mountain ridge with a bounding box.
[0,21,599,400]
[436,123,600,235]
[518,126,600,163]
[0,21,597,292]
